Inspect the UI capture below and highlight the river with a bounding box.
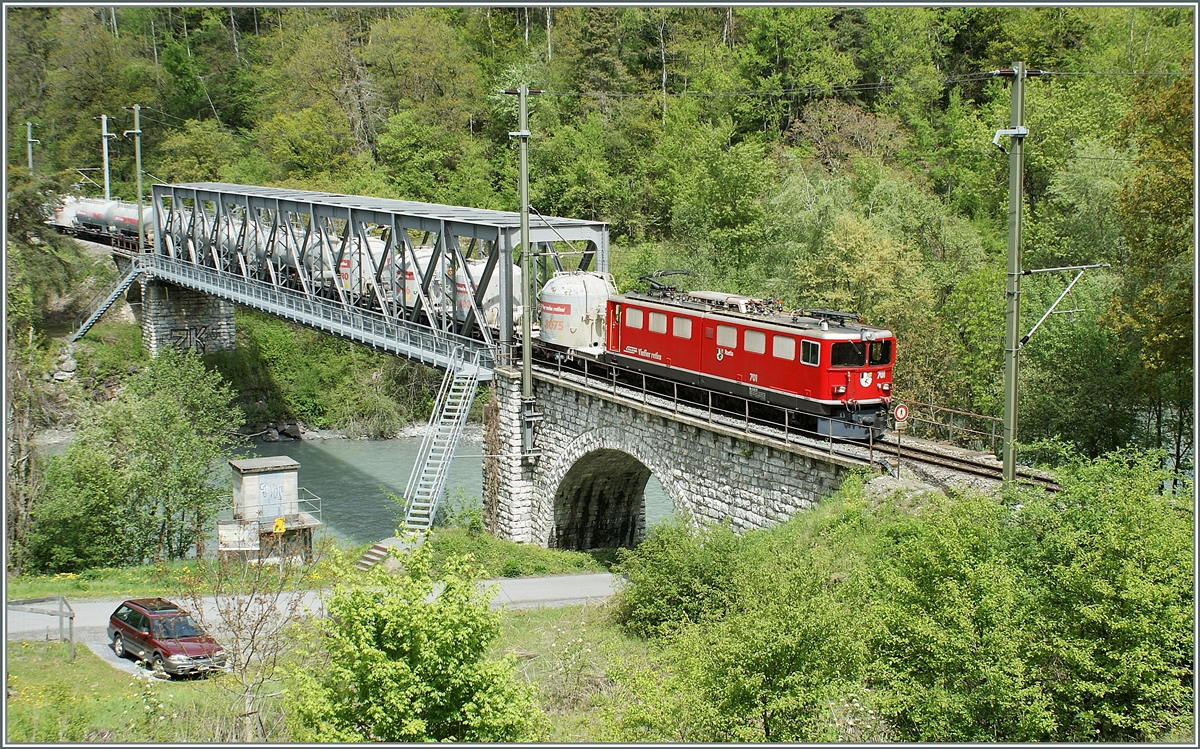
[246,430,674,546]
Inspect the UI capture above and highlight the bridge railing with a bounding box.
[890,399,1002,455]
[141,254,498,379]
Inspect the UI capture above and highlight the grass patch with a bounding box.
[493,602,654,743]
[4,640,228,742]
[72,321,150,384]
[6,560,201,602]
[7,538,362,602]
[427,527,607,579]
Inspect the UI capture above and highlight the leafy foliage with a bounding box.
[4,6,1192,464]
[284,542,548,741]
[607,456,1193,742]
[29,348,245,571]
[206,309,441,436]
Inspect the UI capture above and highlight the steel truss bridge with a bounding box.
[143,182,610,379]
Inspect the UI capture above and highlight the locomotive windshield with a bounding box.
[831,342,866,367]
[832,339,892,367]
[868,340,893,366]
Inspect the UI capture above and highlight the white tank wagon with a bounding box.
[51,196,83,228]
[67,197,151,237]
[452,258,526,328]
[537,271,617,352]
[110,202,153,237]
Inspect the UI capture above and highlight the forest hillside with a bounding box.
[5,6,1192,465]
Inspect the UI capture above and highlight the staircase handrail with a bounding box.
[402,348,480,529]
[402,348,462,519]
[70,259,144,341]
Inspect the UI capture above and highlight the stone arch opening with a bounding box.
[549,448,652,550]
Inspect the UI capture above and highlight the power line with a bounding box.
[142,106,190,124]
[1041,70,1193,77]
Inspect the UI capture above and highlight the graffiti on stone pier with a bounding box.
[169,326,210,353]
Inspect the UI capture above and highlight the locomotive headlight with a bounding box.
[833,385,847,396]
[880,383,891,392]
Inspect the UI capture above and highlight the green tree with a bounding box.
[1010,448,1194,740]
[156,118,240,182]
[29,348,244,571]
[868,492,1056,741]
[670,125,774,280]
[734,7,858,134]
[284,543,548,742]
[1112,64,1193,471]
[360,10,483,128]
[1019,274,1138,456]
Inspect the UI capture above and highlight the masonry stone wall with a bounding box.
[139,280,236,356]
[486,366,861,549]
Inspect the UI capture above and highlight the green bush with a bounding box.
[611,516,745,638]
[427,527,604,580]
[606,450,1194,742]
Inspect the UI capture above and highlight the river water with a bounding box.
[247,431,673,546]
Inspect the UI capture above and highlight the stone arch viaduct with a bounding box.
[484,366,862,549]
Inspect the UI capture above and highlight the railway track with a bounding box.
[877,434,1060,491]
[534,359,1061,492]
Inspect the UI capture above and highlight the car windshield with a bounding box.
[155,614,204,639]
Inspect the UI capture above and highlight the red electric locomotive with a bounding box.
[537,271,897,439]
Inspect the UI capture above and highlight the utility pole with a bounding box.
[518,84,532,404]
[506,84,543,461]
[124,105,144,253]
[26,122,39,171]
[100,114,116,200]
[992,62,1041,482]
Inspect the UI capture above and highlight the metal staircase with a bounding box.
[402,349,481,531]
[70,261,145,342]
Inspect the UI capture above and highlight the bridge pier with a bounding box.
[136,278,236,356]
[485,365,862,550]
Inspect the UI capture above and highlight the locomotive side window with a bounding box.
[716,325,738,348]
[627,308,644,329]
[744,330,765,354]
[801,340,820,366]
[831,341,867,367]
[869,340,893,366]
[773,335,796,360]
[673,316,693,339]
[649,311,668,334]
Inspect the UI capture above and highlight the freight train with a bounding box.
[49,197,527,327]
[535,271,896,439]
[49,197,895,438]
[52,196,154,237]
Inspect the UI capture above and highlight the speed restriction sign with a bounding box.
[894,403,909,423]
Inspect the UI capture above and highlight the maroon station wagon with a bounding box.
[107,598,227,677]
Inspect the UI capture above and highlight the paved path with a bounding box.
[6,573,617,676]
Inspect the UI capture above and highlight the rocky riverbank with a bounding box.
[239,420,485,444]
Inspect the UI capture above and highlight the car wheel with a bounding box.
[151,653,169,678]
[112,634,125,658]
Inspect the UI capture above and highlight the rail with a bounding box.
[140,254,498,380]
[890,399,1003,454]
[534,356,1057,489]
[7,596,75,661]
